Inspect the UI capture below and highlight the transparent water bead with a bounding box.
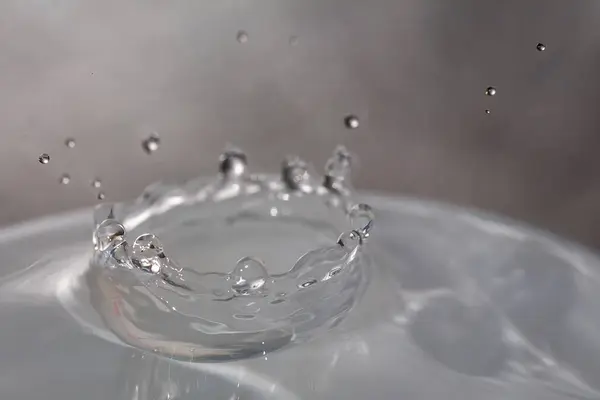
[131,234,168,273]
[142,134,160,154]
[282,156,312,193]
[59,174,71,185]
[485,87,497,96]
[344,115,360,129]
[38,153,50,164]
[65,138,76,148]
[349,203,374,239]
[230,257,268,296]
[93,219,125,251]
[219,148,247,178]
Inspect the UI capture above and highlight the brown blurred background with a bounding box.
[2,0,600,247]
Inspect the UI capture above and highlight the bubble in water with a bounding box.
[59,174,71,185]
[94,219,125,251]
[344,115,360,129]
[230,257,268,296]
[236,30,248,44]
[65,138,76,148]
[142,134,160,154]
[131,234,168,274]
[97,192,106,200]
[485,87,497,96]
[485,109,491,115]
[536,43,546,52]
[38,153,50,164]
[91,178,102,188]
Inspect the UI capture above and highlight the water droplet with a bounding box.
[38,153,50,164]
[94,219,125,251]
[97,192,106,200]
[536,43,546,52]
[485,87,497,96]
[485,109,491,115]
[65,138,76,148]
[344,115,360,129]
[142,134,160,154]
[59,174,71,185]
[91,178,102,188]
[230,257,268,296]
[281,156,312,192]
[289,35,298,46]
[131,234,167,274]
[337,230,361,250]
[324,146,352,182]
[348,203,374,238]
[219,148,247,178]
[298,279,317,289]
[236,30,248,44]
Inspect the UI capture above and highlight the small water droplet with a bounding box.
[236,30,248,44]
[65,138,76,148]
[282,156,311,192]
[91,178,102,188]
[337,230,361,250]
[349,203,374,238]
[97,192,105,200]
[298,279,317,289]
[344,115,360,129]
[94,219,125,251]
[38,153,50,164]
[324,146,352,182]
[142,134,160,154]
[219,148,247,177]
[289,35,298,46]
[536,43,546,52]
[131,234,167,274]
[59,174,71,185]
[485,109,491,115]
[485,87,497,96]
[230,257,268,296]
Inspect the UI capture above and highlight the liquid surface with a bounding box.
[0,195,599,399]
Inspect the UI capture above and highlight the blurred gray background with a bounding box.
[2,0,600,247]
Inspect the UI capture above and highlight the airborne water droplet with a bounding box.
[236,30,248,44]
[97,192,106,200]
[344,115,360,129]
[59,174,71,185]
[39,153,50,164]
[142,134,161,154]
[536,43,546,52]
[65,138,76,148]
[485,109,491,115]
[230,257,268,296]
[91,178,102,188]
[485,87,497,96]
[289,35,298,46]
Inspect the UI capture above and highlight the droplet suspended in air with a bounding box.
[485,87,497,96]
[59,174,71,185]
[91,178,102,188]
[289,35,298,46]
[485,109,491,115]
[97,192,106,200]
[536,43,546,52]
[65,138,76,148]
[39,153,50,164]
[344,115,360,129]
[230,257,268,296]
[236,30,248,44]
[142,134,160,154]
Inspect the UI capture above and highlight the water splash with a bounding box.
[88,146,372,361]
